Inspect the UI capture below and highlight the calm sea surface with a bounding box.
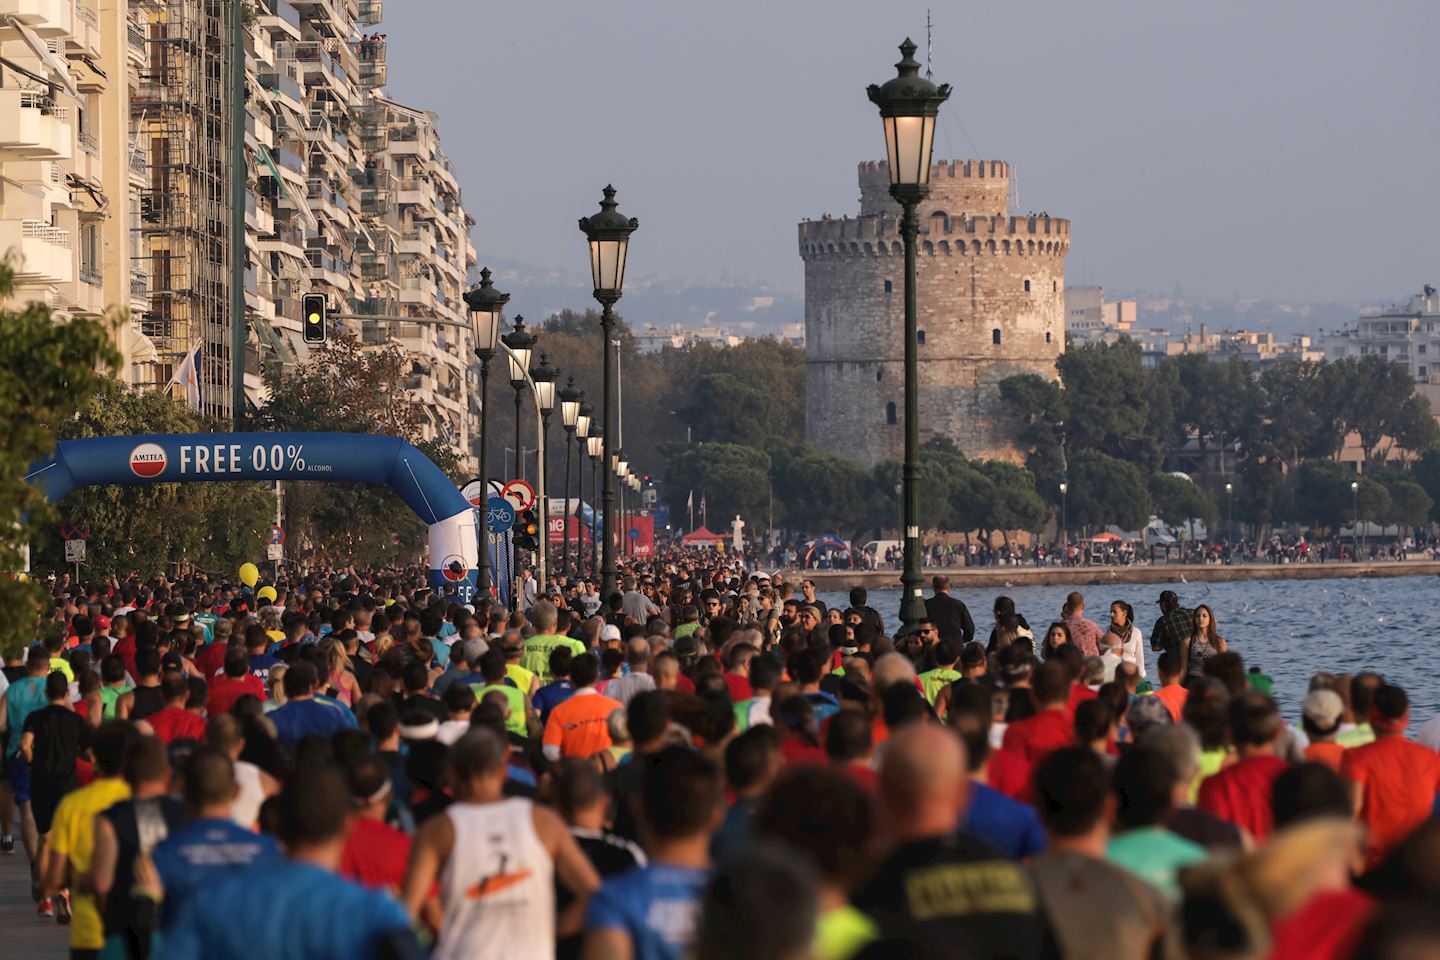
[819,575,1440,720]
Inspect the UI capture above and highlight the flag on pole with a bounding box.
[169,345,202,411]
[700,493,707,529]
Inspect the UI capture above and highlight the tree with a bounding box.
[1147,473,1219,531]
[259,332,460,567]
[769,444,871,534]
[1381,479,1432,530]
[1256,359,1338,470]
[1065,451,1151,532]
[1056,339,1159,468]
[1330,356,1440,470]
[661,443,771,525]
[974,461,1050,537]
[681,373,771,446]
[0,261,119,656]
[663,338,805,447]
[33,380,273,578]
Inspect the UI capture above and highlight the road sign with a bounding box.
[501,479,536,512]
[268,523,285,545]
[60,521,89,541]
[461,479,486,506]
[65,539,85,563]
[486,495,516,533]
[266,542,283,561]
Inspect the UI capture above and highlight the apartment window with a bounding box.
[875,368,883,382]
[1420,344,1427,354]
[884,279,892,294]
[992,329,1002,345]
[917,330,926,345]
[79,223,100,285]
[1420,366,1428,380]
[77,95,98,154]
[886,402,897,425]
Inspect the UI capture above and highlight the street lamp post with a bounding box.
[614,449,630,560]
[462,267,508,601]
[501,317,536,607]
[1225,482,1234,547]
[558,378,582,578]
[531,353,558,585]
[1059,481,1069,556]
[579,186,638,599]
[868,39,950,634]
[587,428,604,576]
[1352,480,1361,562]
[574,399,592,576]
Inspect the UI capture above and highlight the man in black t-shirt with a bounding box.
[852,724,1062,960]
[553,759,645,960]
[91,735,188,958]
[19,671,86,837]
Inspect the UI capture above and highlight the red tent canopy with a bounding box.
[681,526,725,544]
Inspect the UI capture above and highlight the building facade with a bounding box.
[1322,285,1440,408]
[1,0,480,468]
[799,160,1068,465]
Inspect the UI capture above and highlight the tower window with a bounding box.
[886,402,897,425]
[884,279,892,294]
[1045,331,1052,343]
[992,329,1001,345]
[1023,278,1031,293]
[917,330,926,345]
[1053,280,1058,292]
[876,368,883,382]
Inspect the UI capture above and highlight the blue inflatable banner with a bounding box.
[26,432,480,602]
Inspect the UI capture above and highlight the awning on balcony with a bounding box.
[6,16,78,98]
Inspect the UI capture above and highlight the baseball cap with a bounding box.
[167,602,191,623]
[1157,590,1180,606]
[1302,689,1344,730]
[600,624,622,643]
[1127,696,1173,736]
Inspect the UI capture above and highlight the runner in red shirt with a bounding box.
[1340,683,1440,868]
[339,755,412,894]
[144,672,207,744]
[206,647,266,717]
[1197,691,1288,842]
[1002,661,1076,765]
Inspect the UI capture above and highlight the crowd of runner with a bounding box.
[3,556,1440,960]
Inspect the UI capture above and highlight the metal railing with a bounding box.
[130,273,148,297]
[75,3,99,28]
[19,91,68,121]
[79,265,101,285]
[128,22,146,53]
[78,129,98,153]
[23,221,71,247]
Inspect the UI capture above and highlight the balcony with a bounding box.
[398,275,435,304]
[0,89,72,160]
[356,0,381,25]
[260,69,304,107]
[395,176,429,205]
[258,0,301,31]
[274,40,352,94]
[77,127,97,154]
[0,0,72,34]
[357,60,386,89]
[0,219,73,284]
[127,20,145,62]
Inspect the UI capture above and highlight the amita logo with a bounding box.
[128,443,167,478]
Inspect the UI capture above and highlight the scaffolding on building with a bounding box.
[130,0,234,419]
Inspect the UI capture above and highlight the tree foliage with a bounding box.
[0,261,120,656]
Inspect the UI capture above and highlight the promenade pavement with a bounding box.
[0,847,67,956]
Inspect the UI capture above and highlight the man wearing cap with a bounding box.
[1148,591,1194,666]
[1301,689,1346,771]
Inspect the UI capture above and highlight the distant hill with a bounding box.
[479,257,803,336]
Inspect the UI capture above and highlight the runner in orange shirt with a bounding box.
[542,654,622,762]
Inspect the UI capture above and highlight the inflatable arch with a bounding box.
[26,432,479,600]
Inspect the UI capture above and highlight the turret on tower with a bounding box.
[800,159,1069,466]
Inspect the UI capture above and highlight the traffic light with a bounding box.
[302,293,327,344]
[513,508,539,551]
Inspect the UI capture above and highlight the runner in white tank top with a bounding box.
[435,797,554,960]
[403,729,602,960]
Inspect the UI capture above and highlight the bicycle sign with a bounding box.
[486,495,516,533]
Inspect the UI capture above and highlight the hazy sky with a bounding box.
[384,1,1439,303]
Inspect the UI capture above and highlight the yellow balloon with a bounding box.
[256,585,277,603]
[239,562,259,588]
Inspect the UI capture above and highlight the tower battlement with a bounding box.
[799,213,1068,258]
[858,159,1011,218]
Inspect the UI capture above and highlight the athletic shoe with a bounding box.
[0,835,14,854]
[54,891,70,925]
[37,897,53,919]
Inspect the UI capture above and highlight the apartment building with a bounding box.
[2,0,480,466]
[0,0,142,355]
[1322,285,1440,409]
[353,94,477,465]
